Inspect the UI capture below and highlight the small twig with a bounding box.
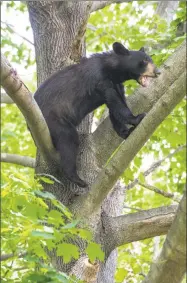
[1,21,34,46]
[139,182,180,202]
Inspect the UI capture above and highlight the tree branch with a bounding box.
[92,41,186,168]
[90,1,132,13]
[72,69,186,217]
[104,205,177,252]
[143,190,186,283]
[0,54,59,165]
[1,153,35,168]
[126,144,186,190]
[1,92,14,104]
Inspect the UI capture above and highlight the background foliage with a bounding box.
[1,1,186,282]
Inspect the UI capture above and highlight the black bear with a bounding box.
[34,42,160,188]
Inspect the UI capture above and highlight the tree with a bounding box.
[1,1,186,282]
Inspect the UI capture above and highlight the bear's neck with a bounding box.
[108,68,132,84]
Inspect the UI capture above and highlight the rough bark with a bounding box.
[143,191,186,283]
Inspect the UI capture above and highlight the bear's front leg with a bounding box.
[128,112,146,126]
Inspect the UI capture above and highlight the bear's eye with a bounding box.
[145,56,152,62]
[139,60,147,67]
[144,56,149,61]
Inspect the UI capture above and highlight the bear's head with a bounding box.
[112,42,161,86]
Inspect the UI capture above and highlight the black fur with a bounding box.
[34,42,159,187]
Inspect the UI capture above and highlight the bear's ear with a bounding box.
[113,42,129,56]
[139,47,145,53]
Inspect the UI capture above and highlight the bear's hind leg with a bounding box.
[58,128,87,187]
[49,119,87,188]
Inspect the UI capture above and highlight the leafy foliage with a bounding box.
[1,175,104,282]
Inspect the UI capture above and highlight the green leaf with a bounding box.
[138,172,145,183]
[134,156,142,168]
[57,243,79,263]
[26,273,48,281]
[34,190,56,200]
[116,268,128,282]
[39,176,55,184]
[62,219,79,229]
[48,210,64,226]
[31,243,48,259]
[86,242,105,263]
[77,229,92,241]
[31,230,54,239]
[46,239,56,251]
[24,203,47,219]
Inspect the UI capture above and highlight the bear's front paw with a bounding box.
[136,112,146,124]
